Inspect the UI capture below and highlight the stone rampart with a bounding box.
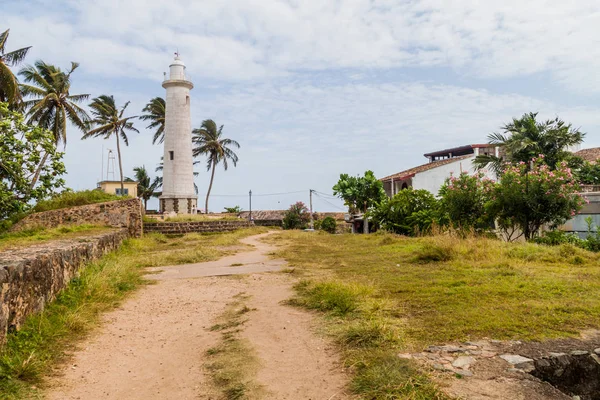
[144,220,254,234]
[12,198,144,237]
[0,229,128,345]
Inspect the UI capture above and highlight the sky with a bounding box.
[4,0,600,212]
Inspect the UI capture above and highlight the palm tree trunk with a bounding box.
[144,197,148,211]
[115,132,124,195]
[205,160,216,214]
[29,152,49,190]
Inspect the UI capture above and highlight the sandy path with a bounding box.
[46,232,348,400]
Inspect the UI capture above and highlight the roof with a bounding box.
[424,144,490,158]
[379,154,473,182]
[237,210,346,221]
[575,147,600,163]
[98,180,138,184]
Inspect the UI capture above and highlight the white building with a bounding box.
[159,55,198,214]
[380,144,498,197]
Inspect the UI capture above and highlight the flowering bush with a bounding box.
[487,157,585,240]
[439,172,495,231]
[282,201,311,230]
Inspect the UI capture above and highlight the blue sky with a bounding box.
[4,0,600,212]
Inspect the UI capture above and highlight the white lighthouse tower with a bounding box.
[159,54,197,214]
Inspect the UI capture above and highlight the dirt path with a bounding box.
[47,232,348,400]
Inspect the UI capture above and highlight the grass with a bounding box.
[205,294,263,399]
[33,190,122,213]
[0,227,267,400]
[0,224,112,251]
[273,230,600,399]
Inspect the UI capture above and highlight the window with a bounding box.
[169,151,174,160]
[116,188,129,196]
[186,95,190,105]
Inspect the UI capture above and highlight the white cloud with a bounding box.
[6,0,600,91]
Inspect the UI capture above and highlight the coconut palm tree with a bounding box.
[19,61,89,145]
[140,97,166,144]
[0,29,31,106]
[192,119,240,213]
[83,95,139,194]
[127,165,161,210]
[474,112,585,175]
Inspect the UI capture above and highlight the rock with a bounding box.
[514,361,535,373]
[397,353,412,360]
[441,345,465,353]
[499,354,534,365]
[452,356,476,369]
[432,363,446,371]
[573,396,581,400]
[455,369,473,377]
[594,348,600,355]
[570,350,589,356]
[425,346,442,353]
[480,351,497,358]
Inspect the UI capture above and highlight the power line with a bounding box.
[197,190,308,198]
[313,192,346,211]
[313,190,338,199]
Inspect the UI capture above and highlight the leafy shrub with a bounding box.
[370,189,439,236]
[33,190,122,212]
[320,217,337,234]
[438,172,495,231]
[532,230,584,246]
[282,201,311,230]
[223,206,242,213]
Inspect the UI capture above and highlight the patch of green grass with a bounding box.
[0,224,112,251]
[204,295,264,400]
[0,227,267,399]
[33,190,122,213]
[274,230,600,399]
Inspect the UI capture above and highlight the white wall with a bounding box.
[412,155,495,196]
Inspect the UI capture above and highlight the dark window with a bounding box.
[186,95,190,105]
[169,151,174,160]
[116,188,129,196]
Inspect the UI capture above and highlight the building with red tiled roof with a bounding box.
[575,147,600,164]
[379,144,498,197]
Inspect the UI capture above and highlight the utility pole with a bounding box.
[249,190,252,221]
[309,189,314,230]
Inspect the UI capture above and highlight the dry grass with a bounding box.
[274,230,600,399]
[205,294,264,400]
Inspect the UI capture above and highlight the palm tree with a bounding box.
[83,95,139,194]
[19,61,89,145]
[140,97,165,144]
[0,29,31,106]
[127,165,161,210]
[474,112,585,175]
[192,119,240,213]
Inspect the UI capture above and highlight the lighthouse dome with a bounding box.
[169,55,186,80]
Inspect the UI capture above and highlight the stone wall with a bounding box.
[144,220,254,234]
[12,198,144,237]
[0,229,128,345]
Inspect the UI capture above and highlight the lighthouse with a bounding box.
[159,54,197,214]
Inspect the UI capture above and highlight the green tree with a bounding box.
[474,113,585,175]
[575,159,600,185]
[224,206,242,213]
[0,102,65,221]
[282,201,311,230]
[140,97,165,144]
[83,95,138,194]
[19,61,89,145]
[370,188,439,236]
[332,170,386,214]
[128,165,161,211]
[486,158,584,241]
[192,119,240,214]
[0,29,31,106]
[438,172,495,231]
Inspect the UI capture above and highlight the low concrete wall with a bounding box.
[144,220,254,234]
[12,198,144,237]
[0,229,128,344]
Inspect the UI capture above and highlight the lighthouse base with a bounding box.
[159,197,198,214]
